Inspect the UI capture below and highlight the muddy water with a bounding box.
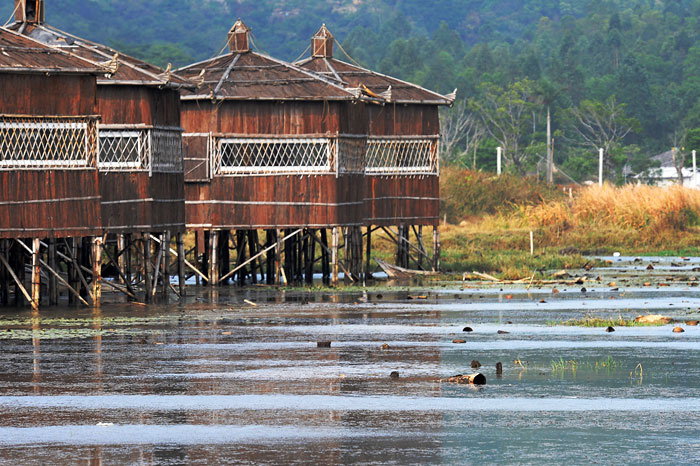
[1,258,699,464]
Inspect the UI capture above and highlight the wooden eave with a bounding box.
[178,50,357,102]
[8,22,196,90]
[297,56,453,106]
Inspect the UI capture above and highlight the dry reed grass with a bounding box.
[526,184,700,232]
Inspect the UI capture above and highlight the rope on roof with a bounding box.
[334,37,366,69]
[3,2,22,27]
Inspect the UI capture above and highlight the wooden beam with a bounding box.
[92,237,102,308]
[0,249,35,309]
[31,239,40,310]
[177,233,186,297]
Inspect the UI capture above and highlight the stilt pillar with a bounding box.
[30,239,40,311]
[143,233,152,304]
[0,240,8,306]
[117,235,126,285]
[162,231,171,300]
[331,227,339,286]
[92,236,102,308]
[433,226,441,272]
[48,239,58,306]
[177,233,186,297]
[209,230,219,286]
[365,226,372,281]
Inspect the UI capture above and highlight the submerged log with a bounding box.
[444,373,486,385]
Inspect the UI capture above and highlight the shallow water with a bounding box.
[1,260,699,465]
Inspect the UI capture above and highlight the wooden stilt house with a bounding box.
[10,0,193,238]
[297,25,454,270]
[9,0,195,303]
[176,20,366,285]
[0,26,101,308]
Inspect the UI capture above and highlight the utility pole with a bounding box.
[546,107,553,183]
[497,146,502,176]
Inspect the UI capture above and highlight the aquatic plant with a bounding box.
[550,356,620,374]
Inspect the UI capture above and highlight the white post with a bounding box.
[693,150,697,188]
[599,148,604,186]
[497,146,502,176]
[529,231,534,256]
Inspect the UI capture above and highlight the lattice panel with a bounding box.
[216,137,333,176]
[337,137,366,174]
[150,129,184,174]
[365,138,439,176]
[98,130,146,170]
[0,116,97,169]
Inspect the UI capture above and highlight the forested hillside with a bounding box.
[4,0,700,182]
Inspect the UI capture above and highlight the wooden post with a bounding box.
[365,226,372,281]
[321,229,330,286]
[92,237,102,308]
[331,227,339,286]
[13,242,26,307]
[143,233,152,304]
[202,230,210,286]
[275,229,282,285]
[546,107,553,184]
[48,239,58,306]
[248,230,259,284]
[210,230,219,286]
[219,230,231,285]
[433,227,441,272]
[117,235,126,284]
[599,148,604,186]
[177,233,186,297]
[396,224,409,269]
[0,240,8,306]
[124,233,132,288]
[0,248,33,309]
[31,239,40,311]
[162,232,171,300]
[304,230,314,285]
[68,239,77,306]
[266,230,276,285]
[194,231,200,286]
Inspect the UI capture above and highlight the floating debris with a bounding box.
[497,330,510,335]
[444,373,486,385]
[686,321,699,326]
[381,343,391,350]
[647,264,655,270]
[453,339,466,344]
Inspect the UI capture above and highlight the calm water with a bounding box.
[1,257,699,465]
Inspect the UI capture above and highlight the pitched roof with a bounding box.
[0,26,98,74]
[8,22,193,89]
[296,56,453,105]
[177,50,358,101]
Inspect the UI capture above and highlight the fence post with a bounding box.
[497,146,502,176]
[599,148,604,186]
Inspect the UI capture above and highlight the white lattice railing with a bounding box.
[0,115,98,169]
[365,136,439,176]
[98,125,183,175]
[186,134,439,177]
[215,137,335,176]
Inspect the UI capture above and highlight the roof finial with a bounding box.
[228,19,251,53]
[312,24,334,58]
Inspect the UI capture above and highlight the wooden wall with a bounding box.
[182,100,366,135]
[186,174,364,229]
[364,176,439,226]
[0,73,97,116]
[97,87,181,126]
[0,170,102,239]
[97,86,185,233]
[0,73,101,238]
[368,104,439,137]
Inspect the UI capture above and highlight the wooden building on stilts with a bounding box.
[7,0,194,306]
[177,20,367,287]
[297,25,454,273]
[0,25,102,310]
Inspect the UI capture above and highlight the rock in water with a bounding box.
[463,326,473,332]
[381,343,391,350]
[496,362,503,375]
[471,360,481,369]
[606,326,615,333]
[317,341,332,348]
[453,339,466,344]
[686,321,699,326]
[673,327,685,333]
[390,371,400,379]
